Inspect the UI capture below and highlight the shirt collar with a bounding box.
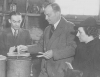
[54,18,61,29]
[11,27,18,35]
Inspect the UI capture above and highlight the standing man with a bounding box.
[18,3,76,77]
[0,12,32,56]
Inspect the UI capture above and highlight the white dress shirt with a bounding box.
[11,27,18,36]
[54,18,61,29]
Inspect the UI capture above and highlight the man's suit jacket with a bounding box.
[0,28,32,56]
[28,17,77,77]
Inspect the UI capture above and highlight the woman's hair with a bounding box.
[83,26,99,38]
[78,17,99,38]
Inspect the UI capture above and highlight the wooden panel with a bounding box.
[15,0,26,13]
[7,0,26,13]
[0,0,4,12]
[6,0,45,13]
[0,0,4,5]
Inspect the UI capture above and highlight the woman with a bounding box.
[72,17,100,77]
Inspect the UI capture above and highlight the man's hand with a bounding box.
[9,46,16,53]
[17,45,28,53]
[37,50,53,59]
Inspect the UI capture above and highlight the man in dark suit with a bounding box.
[18,3,76,77]
[0,12,32,56]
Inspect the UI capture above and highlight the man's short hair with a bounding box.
[47,3,61,13]
[9,11,21,19]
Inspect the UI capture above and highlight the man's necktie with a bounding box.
[14,30,17,37]
[49,25,54,38]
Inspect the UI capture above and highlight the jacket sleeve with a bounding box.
[53,25,77,60]
[0,32,8,56]
[25,30,32,45]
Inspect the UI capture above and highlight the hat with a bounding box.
[79,17,98,27]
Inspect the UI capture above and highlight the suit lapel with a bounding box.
[4,28,16,46]
[47,17,65,50]
[7,28,14,39]
[45,26,51,46]
[6,28,22,46]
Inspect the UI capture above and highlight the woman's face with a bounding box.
[76,27,89,42]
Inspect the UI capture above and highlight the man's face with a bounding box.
[76,27,89,42]
[44,5,59,24]
[9,15,22,30]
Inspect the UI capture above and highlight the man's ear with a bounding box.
[56,11,60,16]
[57,12,60,15]
[8,19,11,23]
[20,16,23,23]
[21,18,23,23]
